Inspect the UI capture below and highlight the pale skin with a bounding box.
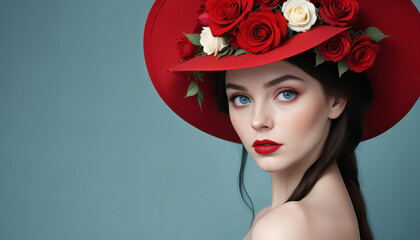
[225,61,360,240]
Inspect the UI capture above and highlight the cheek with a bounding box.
[281,97,329,142]
[229,108,253,145]
[229,107,269,163]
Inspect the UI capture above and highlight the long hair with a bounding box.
[213,50,374,240]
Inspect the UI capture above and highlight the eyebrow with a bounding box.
[225,74,303,91]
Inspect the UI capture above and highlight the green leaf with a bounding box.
[197,88,204,111]
[363,26,389,43]
[338,60,349,78]
[194,46,204,57]
[227,47,235,56]
[314,48,326,67]
[272,4,282,12]
[286,27,294,38]
[217,46,232,60]
[235,48,248,56]
[217,52,226,60]
[221,45,231,53]
[185,81,199,98]
[315,7,323,22]
[348,29,357,39]
[195,71,204,82]
[183,33,201,46]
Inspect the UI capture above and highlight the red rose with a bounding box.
[197,9,209,27]
[205,0,254,36]
[346,35,379,73]
[176,36,198,62]
[319,0,359,27]
[194,7,209,33]
[236,7,288,54]
[229,36,239,49]
[318,31,351,62]
[255,0,282,7]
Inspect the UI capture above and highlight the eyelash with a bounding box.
[228,88,299,108]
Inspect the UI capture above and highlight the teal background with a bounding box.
[0,0,419,239]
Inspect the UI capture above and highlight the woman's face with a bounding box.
[225,60,346,173]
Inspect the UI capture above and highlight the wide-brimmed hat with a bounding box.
[144,0,420,143]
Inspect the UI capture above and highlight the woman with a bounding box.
[214,51,372,239]
[143,0,419,239]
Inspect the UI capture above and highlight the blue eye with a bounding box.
[278,90,297,101]
[233,95,250,106]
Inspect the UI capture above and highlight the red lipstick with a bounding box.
[252,139,282,154]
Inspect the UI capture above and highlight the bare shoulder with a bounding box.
[251,201,358,240]
[243,206,273,240]
[252,202,309,240]
[251,206,271,226]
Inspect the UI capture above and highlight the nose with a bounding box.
[251,101,274,131]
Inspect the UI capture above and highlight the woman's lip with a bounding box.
[252,139,282,154]
[252,139,281,147]
[254,145,282,154]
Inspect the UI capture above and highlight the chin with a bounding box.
[251,154,296,173]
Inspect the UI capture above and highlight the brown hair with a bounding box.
[213,50,374,240]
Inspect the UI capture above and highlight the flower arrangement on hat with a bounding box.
[176,0,388,108]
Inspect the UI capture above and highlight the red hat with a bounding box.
[144,0,420,143]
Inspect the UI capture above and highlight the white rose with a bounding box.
[200,27,228,56]
[282,0,317,32]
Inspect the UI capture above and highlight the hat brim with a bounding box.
[168,25,349,72]
[144,0,420,143]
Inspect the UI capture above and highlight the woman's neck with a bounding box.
[269,161,340,209]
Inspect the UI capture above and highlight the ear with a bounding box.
[328,95,347,119]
